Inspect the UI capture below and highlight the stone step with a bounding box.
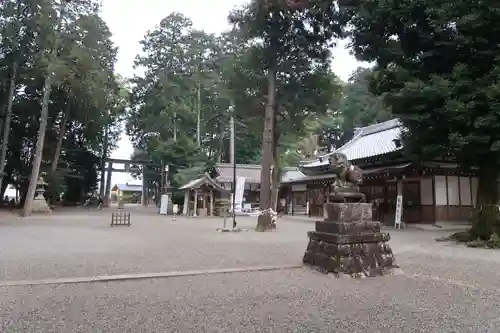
[302,249,396,275]
[307,230,390,244]
[315,221,381,234]
[306,239,393,256]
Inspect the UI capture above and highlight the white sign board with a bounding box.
[160,194,169,215]
[394,194,403,228]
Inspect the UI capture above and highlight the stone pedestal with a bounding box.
[32,193,51,213]
[255,210,276,232]
[302,202,399,277]
[32,177,51,213]
[198,208,207,217]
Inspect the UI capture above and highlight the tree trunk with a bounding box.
[0,61,18,194]
[470,162,499,240]
[22,74,53,216]
[256,66,276,232]
[270,112,280,212]
[196,78,201,146]
[48,103,70,205]
[51,102,70,173]
[99,124,108,197]
[259,67,276,210]
[218,127,224,163]
[19,180,29,206]
[271,167,280,212]
[0,110,3,142]
[0,176,9,199]
[173,111,177,142]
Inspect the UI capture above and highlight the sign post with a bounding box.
[394,194,403,229]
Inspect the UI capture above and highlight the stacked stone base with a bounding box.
[302,203,399,278]
[32,196,51,213]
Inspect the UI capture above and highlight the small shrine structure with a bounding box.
[179,173,229,217]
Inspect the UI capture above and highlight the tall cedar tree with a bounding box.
[230,0,344,220]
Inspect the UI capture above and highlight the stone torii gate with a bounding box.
[100,158,165,207]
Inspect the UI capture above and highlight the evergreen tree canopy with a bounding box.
[340,0,500,238]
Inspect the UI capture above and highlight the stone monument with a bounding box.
[302,152,400,277]
[32,177,51,213]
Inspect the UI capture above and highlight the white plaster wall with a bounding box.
[434,175,447,205]
[471,177,478,205]
[459,177,472,206]
[447,176,460,205]
[292,184,307,192]
[420,178,433,205]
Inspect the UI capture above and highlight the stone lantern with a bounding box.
[159,181,175,215]
[32,177,51,213]
[35,177,46,197]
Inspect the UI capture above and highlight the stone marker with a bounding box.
[302,152,399,278]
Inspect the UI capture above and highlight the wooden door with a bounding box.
[403,180,422,223]
[308,186,324,217]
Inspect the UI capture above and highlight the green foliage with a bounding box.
[127,13,222,188]
[467,233,500,249]
[341,0,500,236]
[277,66,391,164]
[229,1,345,136]
[341,0,500,167]
[0,0,123,203]
[172,165,206,191]
[125,3,394,204]
[341,67,392,131]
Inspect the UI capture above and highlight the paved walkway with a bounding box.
[0,209,498,332]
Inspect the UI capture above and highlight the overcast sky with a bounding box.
[99,0,366,188]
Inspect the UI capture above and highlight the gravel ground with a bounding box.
[1,269,499,333]
[0,211,435,281]
[1,209,500,332]
[0,214,307,281]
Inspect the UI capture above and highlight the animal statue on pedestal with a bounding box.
[328,152,363,188]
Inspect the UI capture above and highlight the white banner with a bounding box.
[160,194,169,215]
[394,194,403,228]
[230,177,246,213]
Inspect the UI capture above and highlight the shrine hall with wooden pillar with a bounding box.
[280,119,481,224]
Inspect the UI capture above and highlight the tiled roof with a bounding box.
[302,119,403,168]
[287,162,411,183]
[215,164,304,184]
[114,183,142,192]
[281,169,305,183]
[215,164,264,184]
[179,173,228,192]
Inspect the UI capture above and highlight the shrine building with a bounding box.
[281,119,480,224]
